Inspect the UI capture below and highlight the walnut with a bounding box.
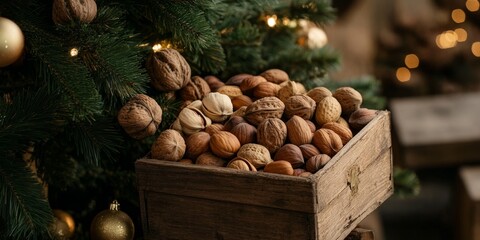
[147,49,191,91]
[307,87,332,104]
[284,95,316,120]
[118,94,162,140]
[52,0,97,24]
[179,76,211,101]
[333,87,363,117]
[196,152,226,167]
[236,143,272,168]
[244,97,285,126]
[257,118,287,154]
[151,130,185,161]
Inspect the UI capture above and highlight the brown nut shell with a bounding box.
[322,122,353,145]
[231,95,253,111]
[226,73,252,86]
[196,152,226,167]
[307,87,332,104]
[349,108,378,131]
[244,97,285,126]
[257,118,287,154]
[286,116,313,146]
[264,160,294,175]
[209,131,241,158]
[179,76,211,101]
[217,85,243,99]
[52,0,97,24]
[306,154,331,173]
[236,143,272,168]
[204,75,225,92]
[253,82,281,99]
[147,49,190,91]
[240,76,267,95]
[299,144,321,160]
[223,116,247,132]
[151,129,186,161]
[284,95,316,120]
[204,123,224,136]
[226,157,257,171]
[185,132,211,160]
[230,122,257,145]
[315,96,342,126]
[333,87,363,117]
[274,144,304,168]
[312,128,343,157]
[118,94,162,140]
[260,69,289,84]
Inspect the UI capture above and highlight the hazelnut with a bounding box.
[299,144,321,161]
[196,152,226,167]
[210,131,241,158]
[185,132,211,160]
[312,128,343,157]
[224,116,247,132]
[286,116,313,146]
[349,108,378,131]
[306,154,331,173]
[260,69,289,84]
[274,144,304,168]
[264,161,294,175]
[230,123,257,145]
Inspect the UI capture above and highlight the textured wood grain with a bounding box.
[136,159,315,212]
[136,111,393,240]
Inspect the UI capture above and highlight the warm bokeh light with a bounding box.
[396,67,411,82]
[70,48,78,57]
[267,15,277,27]
[452,9,466,23]
[404,54,419,69]
[466,0,480,12]
[455,28,468,42]
[152,43,163,52]
[472,42,480,57]
[436,31,458,49]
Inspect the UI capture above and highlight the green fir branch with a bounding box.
[65,118,123,165]
[0,156,52,240]
[0,88,66,155]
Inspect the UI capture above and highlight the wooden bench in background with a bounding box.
[390,92,480,169]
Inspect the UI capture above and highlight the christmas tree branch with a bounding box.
[0,156,52,240]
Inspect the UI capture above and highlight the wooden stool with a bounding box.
[457,166,480,240]
[390,92,480,169]
[345,228,374,240]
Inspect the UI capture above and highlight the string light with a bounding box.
[152,44,163,52]
[466,0,480,12]
[152,41,173,52]
[396,67,411,82]
[404,54,419,69]
[472,42,480,57]
[70,48,79,57]
[455,28,468,42]
[266,15,277,28]
[451,9,466,23]
[436,31,458,49]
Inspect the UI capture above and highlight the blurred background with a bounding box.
[326,0,480,239]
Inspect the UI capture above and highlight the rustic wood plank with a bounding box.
[391,92,480,146]
[142,191,315,240]
[136,159,316,213]
[315,149,392,240]
[390,93,480,168]
[312,111,392,208]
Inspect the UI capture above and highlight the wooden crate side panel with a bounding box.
[136,160,315,213]
[142,191,316,240]
[313,111,391,208]
[316,151,393,240]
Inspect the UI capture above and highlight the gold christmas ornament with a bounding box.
[90,200,134,240]
[0,17,24,68]
[51,217,71,240]
[52,0,97,25]
[53,209,76,238]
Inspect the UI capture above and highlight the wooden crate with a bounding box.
[135,111,393,240]
[456,166,480,240]
[390,92,480,169]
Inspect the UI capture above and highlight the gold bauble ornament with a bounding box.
[90,200,134,240]
[0,17,24,67]
[53,209,75,238]
[51,217,71,240]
